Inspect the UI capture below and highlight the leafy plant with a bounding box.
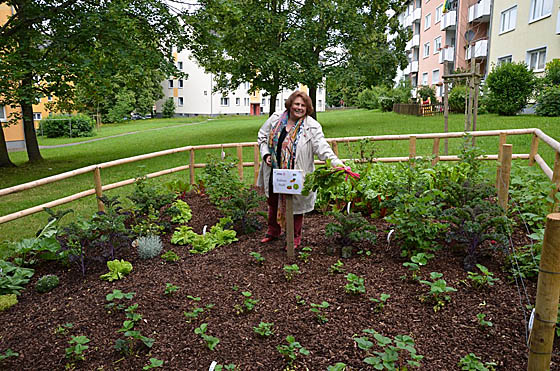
[302,161,359,211]
[170,226,196,245]
[283,264,301,281]
[199,157,243,208]
[353,329,423,369]
[467,264,499,288]
[54,323,74,335]
[35,274,60,293]
[485,61,536,116]
[253,321,274,337]
[105,289,136,311]
[235,291,259,314]
[249,252,265,265]
[325,210,377,248]
[169,199,193,224]
[402,252,434,281]
[214,364,237,371]
[0,260,34,295]
[327,363,347,371]
[100,259,133,282]
[143,358,164,370]
[477,313,493,328]
[161,250,180,262]
[65,335,90,362]
[164,283,179,296]
[276,335,310,364]
[220,187,265,235]
[309,301,330,324]
[136,235,163,259]
[419,272,457,312]
[329,260,345,274]
[194,323,220,350]
[369,293,390,313]
[115,303,155,355]
[0,349,18,362]
[131,205,165,237]
[40,113,94,138]
[458,353,497,370]
[128,176,174,216]
[0,294,17,311]
[298,247,313,263]
[345,273,366,295]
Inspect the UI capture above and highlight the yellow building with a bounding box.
[1,3,53,151]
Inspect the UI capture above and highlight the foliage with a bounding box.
[65,335,90,362]
[283,264,301,281]
[105,290,136,311]
[369,293,390,313]
[417,85,437,103]
[173,223,238,254]
[35,274,60,294]
[170,226,196,245]
[234,291,259,314]
[458,353,497,370]
[194,323,220,351]
[106,90,135,123]
[164,283,179,296]
[357,86,389,110]
[0,260,34,296]
[449,84,467,113]
[310,301,330,324]
[485,62,536,115]
[303,161,359,211]
[353,329,423,369]
[402,252,434,281]
[543,59,560,86]
[161,250,180,263]
[169,200,192,224]
[249,252,265,265]
[54,323,74,335]
[419,272,457,312]
[100,259,133,282]
[327,362,347,371]
[276,335,310,364]
[115,303,154,355]
[0,349,18,362]
[136,235,163,259]
[325,210,377,247]
[536,85,560,117]
[131,205,165,237]
[476,313,493,328]
[220,187,265,235]
[329,260,345,274]
[40,114,95,138]
[298,247,313,263]
[128,176,174,217]
[162,97,175,118]
[0,294,18,312]
[253,322,274,337]
[143,358,164,370]
[467,264,499,289]
[345,273,366,295]
[504,230,542,281]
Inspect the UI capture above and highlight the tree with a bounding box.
[162,97,176,118]
[485,62,536,116]
[0,0,186,167]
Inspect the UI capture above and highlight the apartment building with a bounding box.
[155,49,327,117]
[488,0,560,74]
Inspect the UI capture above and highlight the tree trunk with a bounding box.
[21,98,43,162]
[0,125,16,167]
[308,85,317,120]
[268,92,278,117]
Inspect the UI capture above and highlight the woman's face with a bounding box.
[289,97,307,121]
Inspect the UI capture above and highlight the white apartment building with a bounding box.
[155,50,326,117]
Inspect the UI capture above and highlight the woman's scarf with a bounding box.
[267,110,305,228]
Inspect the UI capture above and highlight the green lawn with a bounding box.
[2,109,560,245]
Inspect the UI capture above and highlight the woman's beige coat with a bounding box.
[257,112,343,214]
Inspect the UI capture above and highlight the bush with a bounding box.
[416,86,436,103]
[162,97,175,118]
[136,235,163,259]
[485,62,536,115]
[40,114,94,138]
[0,294,17,311]
[106,90,135,123]
[544,59,560,85]
[378,97,394,112]
[35,274,60,293]
[357,86,388,110]
[448,85,466,113]
[536,86,560,117]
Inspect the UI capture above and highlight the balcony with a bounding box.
[438,46,455,63]
[412,7,422,22]
[440,10,456,31]
[405,34,420,51]
[466,39,488,60]
[404,14,412,28]
[410,61,419,73]
[403,64,411,75]
[468,0,491,23]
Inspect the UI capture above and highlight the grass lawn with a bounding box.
[1,109,560,245]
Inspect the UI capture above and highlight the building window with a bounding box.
[178,80,184,88]
[434,36,442,53]
[244,97,249,106]
[432,69,440,84]
[276,99,280,107]
[177,61,183,70]
[0,106,6,121]
[423,42,430,58]
[178,97,184,106]
[262,98,265,105]
[236,97,241,106]
[497,55,512,65]
[318,100,322,108]
[527,47,547,71]
[529,0,552,22]
[168,80,174,88]
[33,112,42,121]
[435,5,443,23]
[424,13,431,30]
[204,90,208,96]
[244,82,250,90]
[422,72,428,85]
[47,96,53,102]
[221,97,230,106]
[500,6,517,33]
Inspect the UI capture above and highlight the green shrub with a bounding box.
[536,86,560,117]
[0,260,34,295]
[357,86,388,110]
[35,274,60,293]
[136,235,163,259]
[0,294,18,311]
[417,85,436,103]
[448,84,466,113]
[485,62,536,115]
[378,96,394,112]
[106,90,135,123]
[162,97,175,118]
[40,114,94,138]
[544,59,560,85]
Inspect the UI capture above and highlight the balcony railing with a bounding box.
[412,7,422,22]
[440,10,456,31]
[466,40,488,60]
[468,0,491,23]
[438,46,455,63]
[410,61,419,73]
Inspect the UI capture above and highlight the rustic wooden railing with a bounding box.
[1,128,559,225]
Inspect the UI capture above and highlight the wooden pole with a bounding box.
[443,80,449,156]
[409,136,417,160]
[253,144,260,185]
[472,64,480,146]
[496,133,507,188]
[527,213,560,371]
[189,148,195,185]
[497,144,512,211]
[237,145,243,180]
[432,138,440,166]
[332,140,339,157]
[286,195,295,259]
[93,167,105,213]
[529,134,540,166]
[549,152,560,213]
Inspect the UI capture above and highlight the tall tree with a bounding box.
[0,0,186,167]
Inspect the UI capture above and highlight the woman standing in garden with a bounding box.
[257,91,344,249]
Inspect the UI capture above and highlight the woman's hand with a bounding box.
[264,154,272,167]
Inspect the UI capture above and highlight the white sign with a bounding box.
[273,169,304,195]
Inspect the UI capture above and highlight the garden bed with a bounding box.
[0,191,556,370]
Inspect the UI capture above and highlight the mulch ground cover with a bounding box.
[1,190,558,370]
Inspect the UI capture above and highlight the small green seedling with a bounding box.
[329,260,345,274]
[419,272,457,312]
[161,250,180,262]
[164,283,179,296]
[353,329,424,369]
[105,290,136,311]
[54,323,74,335]
[277,335,310,364]
[327,363,347,371]
[295,295,307,306]
[458,353,497,370]
[235,291,259,314]
[194,323,220,351]
[345,273,366,295]
[143,358,164,370]
[283,264,301,281]
[65,335,90,362]
[298,247,313,263]
[467,264,499,288]
[477,313,493,328]
[402,252,434,280]
[310,301,330,324]
[369,293,391,313]
[215,364,237,371]
[0,349,19,362]
[249,252,265,265]
[253,321,274,337]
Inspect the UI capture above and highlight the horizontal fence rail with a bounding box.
[1,128,559,225]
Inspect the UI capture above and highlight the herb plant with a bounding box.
[298,247,312,263]
[419,272,457,312]
[128,176,174,216]
[99,259,133,282]
[169,199,192,224]
[329,260,345,274]
[235,291,259,314]
[467,264,499,288]
[105,290,136,311]
[0,294,17,312]
[249,252,265,265]
[327,363,347,371]
[161,250,180,262]
[54,323,74,335]
[0,260,34,295]
[143,358,164,370]
[164,283,179,296]
[35,274,59,293]
[253,322,274,337]
[458,353,497,370]
[276,335,310,364]
[0,349,18,362]
[136,235,163,259]
[115,303,154,355]
[353,329,423,369]
[369,293,390,313]
[194,323,220,350]
[325,210,377,249]
[402,252,434,281]
[283,264,301,281]
[309,301,330,324]
[65,335,90,362]
[477,313,493,328]
[345,273,366,295]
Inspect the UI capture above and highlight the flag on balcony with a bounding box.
[443,0,450,13]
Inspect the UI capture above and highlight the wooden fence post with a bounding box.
[237,145,243,180]
[286,195,295,259]
[497,144,512,211]
[529,134,540,166]
[549,152,560,213]
[527,213,560,371]
[332,140,339,157]
[443,81,449,155]
[496,133,507,188]
[409,136,417,160]
[432,138,440,166]
[253,144,260,185]
[189,148,195,185]
[93,167,105,213]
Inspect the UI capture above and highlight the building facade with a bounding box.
[155,49,327,117]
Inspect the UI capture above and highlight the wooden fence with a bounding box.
[393,103,444,117]
[1,128,559,225]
